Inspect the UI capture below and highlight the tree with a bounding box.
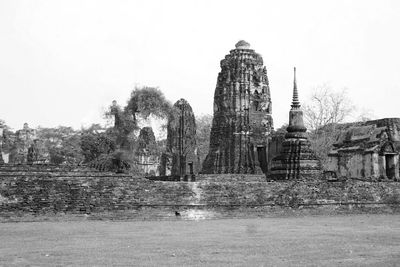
[303,85,355,131]
[104,101,137,150]
[125,86,172,124]
[36,126,84,165]
[104,87,172,151]
[80,125,116,163]
[195,114,213,166]
[302,85,355,168]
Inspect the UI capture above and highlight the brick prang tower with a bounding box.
[202,40,273,174]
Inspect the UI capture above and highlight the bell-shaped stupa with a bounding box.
[268,68,321,180]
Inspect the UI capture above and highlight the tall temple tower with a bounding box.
[268,68,321,180]
[202,40,273,174]
[166,99,199,177]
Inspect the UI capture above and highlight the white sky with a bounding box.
[1,0,400,131]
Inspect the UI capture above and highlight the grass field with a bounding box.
[0,214,399,266]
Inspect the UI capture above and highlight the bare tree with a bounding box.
[303,85,355,132]
[303,85,355,168]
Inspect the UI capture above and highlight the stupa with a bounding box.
[268,68,321,180]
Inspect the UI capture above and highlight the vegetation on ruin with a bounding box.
[0,85,216,173]
[80,125,117,163]
[125,86,172,123]
[0,84,375,172]
[36,126,83,165]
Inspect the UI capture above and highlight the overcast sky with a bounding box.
[1,0,399,132]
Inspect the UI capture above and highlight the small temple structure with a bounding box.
[11,123,38,164]
[162,98,199,179]
[327,118,400,180]
[135,127,160,176]
[268,68,321,180]
[202,40,273,174]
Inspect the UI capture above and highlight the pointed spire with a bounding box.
[291,67,300,109]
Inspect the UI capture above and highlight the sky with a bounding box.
[1,0,400,133]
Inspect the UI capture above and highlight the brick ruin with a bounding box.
[4,123,48,164]
[13,123,37,163]
[1,41,398,185]
[110,100,122,129]
[162,98,199,178]
[135,126,160,176]
[327,118,400,180]
[0,127,4,164]
[202,40,273,174]
[268,68,321,180]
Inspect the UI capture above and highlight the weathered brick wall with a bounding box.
[198,181,400,206]
[0,176,195,213]
[1,174,400,216]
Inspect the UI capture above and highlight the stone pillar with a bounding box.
[379,155,386,179]
[394,154,399,180]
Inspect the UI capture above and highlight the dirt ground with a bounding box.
[0,214,399,266]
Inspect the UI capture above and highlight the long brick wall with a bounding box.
[1,165,400,219]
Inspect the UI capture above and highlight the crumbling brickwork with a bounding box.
[11,123,41,164]
[202,40,273,174]
[164,99,199,177]
[135,127,160,176]
[327,118,400,180]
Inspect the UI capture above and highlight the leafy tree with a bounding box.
[273,123,289,135]
[89,149,130,173]
[36,126,83,164]
[104,101,137,149]
[125,86,172,123]
[80,125,116,163]
[104,87,171,152]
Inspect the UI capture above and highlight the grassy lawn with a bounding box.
[0,214,399,266]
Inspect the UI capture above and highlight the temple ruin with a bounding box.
[268,68,321,180]
[202,40,273,174]
[12,123,38,164]
[163,98,199,179]
[135,126,160,176]
[327,118,400,180]
[0,127,4,164]
[110,100,122,129]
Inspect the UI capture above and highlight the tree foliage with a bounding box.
[80,125,116,163]
[89,149,130,173]
[125,86,172,123]
[36,126,83,165]
[104,102,137,149]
